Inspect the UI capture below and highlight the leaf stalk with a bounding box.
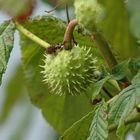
[15,21,50,49]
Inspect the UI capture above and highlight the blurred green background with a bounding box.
[0,0,140,140]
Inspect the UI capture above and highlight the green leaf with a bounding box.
[111,60,130,80]
[108,72,140,138]
[129,58,140,72]
[60,111,95,140]
[109,123,136,140]
[99,0,139,58]
[108,132,119,140]
[88,76,110,101]
[87,101,108,140]
[132,71,140,84]
[129,58,140,76]
[134,124,140,140]
[60,102,108,140]
[0,21,15,85]
[42,0,61,6]
[42,0,74,8]
[20,16,102,133]
[127,0,140,39]
[103,80,121,97]
[109,85,140,125]
[116,123,136,140]
[0,65,25,123]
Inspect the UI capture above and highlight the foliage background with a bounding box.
[0,0,140,140]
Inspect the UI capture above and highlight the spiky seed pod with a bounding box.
[74,0,104,31]
[41,45,97,96]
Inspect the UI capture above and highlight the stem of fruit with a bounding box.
[65,5,77,45]
[15,21,50,49]
[92,31,130,86]
[63,19,79,49]
[92,31,118,70]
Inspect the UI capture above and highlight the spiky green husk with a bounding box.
[41,46,97,96]
[74,0,104,31]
